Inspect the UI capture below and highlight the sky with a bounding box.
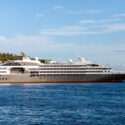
[0,0,125,67]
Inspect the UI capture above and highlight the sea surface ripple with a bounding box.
[0,83,125,125]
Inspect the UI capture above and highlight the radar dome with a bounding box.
[68,59,73,63]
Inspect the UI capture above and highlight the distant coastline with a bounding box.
[0,53,47,64]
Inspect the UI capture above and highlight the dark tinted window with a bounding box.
[2,62,21,66]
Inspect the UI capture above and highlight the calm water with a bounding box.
[0,83,125,125]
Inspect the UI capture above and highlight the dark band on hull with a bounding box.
[0,80,123,83]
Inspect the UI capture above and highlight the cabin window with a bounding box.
[2,62,21,66]
[0,71,6,73]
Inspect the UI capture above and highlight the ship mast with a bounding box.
[21,52,28,58]
[21,52,31,61]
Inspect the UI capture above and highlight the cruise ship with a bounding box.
[0,53,125,83]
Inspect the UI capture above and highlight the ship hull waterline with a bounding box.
[0,74,125,84]
[0,80,123,84]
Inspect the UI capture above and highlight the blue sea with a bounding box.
[0,83,125,125]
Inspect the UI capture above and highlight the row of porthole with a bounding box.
[0,78,7,80]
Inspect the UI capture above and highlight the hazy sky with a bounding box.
[0,0,125,66]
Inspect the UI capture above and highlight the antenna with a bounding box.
[21,52,28,57]
[21,52,31,61]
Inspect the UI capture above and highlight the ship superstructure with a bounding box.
[0,53,125,83]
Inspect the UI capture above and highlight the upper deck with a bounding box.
[0,53,119,75]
